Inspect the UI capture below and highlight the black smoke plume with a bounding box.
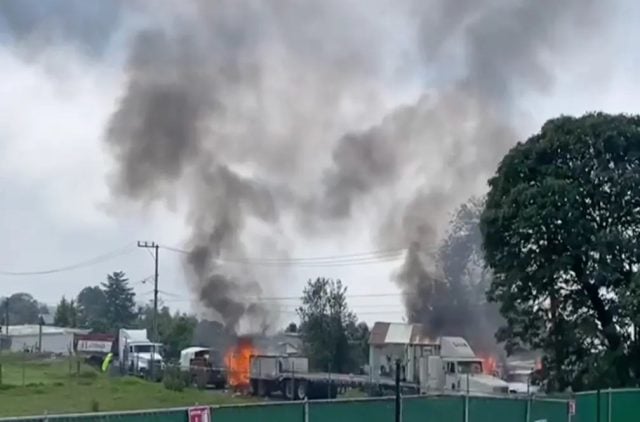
[94,0,610,338]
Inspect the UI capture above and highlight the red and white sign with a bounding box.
[568,400,576,416]
[77,340,113,353]
[188,406,210,422]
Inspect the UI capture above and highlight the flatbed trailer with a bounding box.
[249,355,418,400]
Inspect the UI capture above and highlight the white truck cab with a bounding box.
[118,329,165,376]
[442,358,509,393]
[419,337,509,394]
[506,369,540,394]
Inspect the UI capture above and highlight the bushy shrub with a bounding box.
[90,399,100,412]
[163,367,188,392]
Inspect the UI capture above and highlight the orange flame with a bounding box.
[225,338,256,390]
[481,356,498,376]
[535,357,542,370]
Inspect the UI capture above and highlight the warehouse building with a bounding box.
[1,325,89,355]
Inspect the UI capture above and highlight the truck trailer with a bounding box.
[368,322,509,395]
[248,354,416,400]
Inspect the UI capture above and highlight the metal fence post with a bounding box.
[395,359,401,422]
[464,393,469,422]
[328,362,331,399]
[607,388,612,422]
[304,397,309,422]
[22,354,25,386]
[526,396,531,422]
[292,360,296,401]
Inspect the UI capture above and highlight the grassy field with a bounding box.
[0,353,255,418]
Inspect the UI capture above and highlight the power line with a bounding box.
[0,243,136,276]
[161,245,405,261]
[278,310,405,316]
[157,290,406,301]
[161,245,407,267]
[136,275,155,285]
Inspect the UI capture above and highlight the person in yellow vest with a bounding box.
[102,352,113,373]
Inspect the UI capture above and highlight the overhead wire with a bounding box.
[161,245,407,267]
[0,243,137,276]
[156,290,407,302]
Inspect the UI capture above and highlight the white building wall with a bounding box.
[9,332,74,355]
[369,344,407,380]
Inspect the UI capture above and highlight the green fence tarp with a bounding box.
[575,392,602,422]
[530,399,567,422]
[13,409,190,422]
[468,397,527,422]
[609,390,640,422]
[5,389,640,422]
[308,399,395,422]
[212,403,303,422]
[403,396,465,422]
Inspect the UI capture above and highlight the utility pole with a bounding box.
[395,359,401,422]
[37,315,44,353]
[3,298,9,335]
[137,241,159,342]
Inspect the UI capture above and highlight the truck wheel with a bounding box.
[284,380,295,400]
[258,380,270,397]
[295,381,307,400]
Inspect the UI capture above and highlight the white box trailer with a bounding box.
[369,323,509,396]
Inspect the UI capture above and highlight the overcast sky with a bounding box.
[1,1,640,329]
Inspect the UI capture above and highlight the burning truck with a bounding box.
[219,322,508,400]
[226,337,383,400]
[180,346,227,389]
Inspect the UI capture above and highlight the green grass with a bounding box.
[0,354,255,418]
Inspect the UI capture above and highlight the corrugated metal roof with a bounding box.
[369,321,390,345]
[369,322,437,346]
[385,323,413,344]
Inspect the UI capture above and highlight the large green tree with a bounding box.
[1,293,43,325]
[54,296,78,327]
[481,113,640,391]
[136,301,197,358]
[403,197,500,355]
[101,271,137,331]
[297,278,358,373]
[438,196,501,354]
[346,320,370,371]
[76,286,108,331]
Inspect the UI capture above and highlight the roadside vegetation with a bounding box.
[0,353,254,417]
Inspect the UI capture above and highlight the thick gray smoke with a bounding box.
[96,0,609,337]
[103,0,392,331]
[318,0,605,352]
[0,0,127,59]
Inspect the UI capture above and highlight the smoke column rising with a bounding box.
[96,0,611,336]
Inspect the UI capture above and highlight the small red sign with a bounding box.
[568,400,576,416]
[188,406,210,422]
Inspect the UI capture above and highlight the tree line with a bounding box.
[1,271,197,359]
[1,272,371,369]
